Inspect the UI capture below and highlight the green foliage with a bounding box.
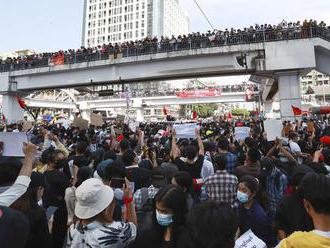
[192,104,218,118]
[231,108,250,116]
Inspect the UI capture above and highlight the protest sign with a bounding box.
[62,120,71,130]
[235,126,250,141]
[129,122,139,132]
[173,123,198,139]
[72,117,89,130]
[90,113,104,127]
[264,119,283,141]
[234,229,267,248]
[0,132,28,157]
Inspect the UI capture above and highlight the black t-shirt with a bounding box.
[174,155,204,178]
[274,193,313,236]
[72,155,90,168]
[43,170,70,208]
[25,203,50,248]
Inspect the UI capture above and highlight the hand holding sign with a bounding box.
[23,142,38,158]
[173,123,198,139]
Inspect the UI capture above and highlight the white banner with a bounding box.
[235,126,250,141]
[264,119,283,141]
[0,132,28,157]
[173,123,198,139]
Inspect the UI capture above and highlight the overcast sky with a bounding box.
[0,0,329,53]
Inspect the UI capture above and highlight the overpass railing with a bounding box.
[1,27,329,73]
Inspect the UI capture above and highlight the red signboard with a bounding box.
[176,89,222,98]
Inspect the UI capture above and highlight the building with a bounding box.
[82,0,189,47]
[301,70,330,106]
[0,49,35,60]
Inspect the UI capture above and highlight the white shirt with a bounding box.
[68,221,137,248]
[289,141,301,153]
[0,176,31,207]
[201,159,214,179]
[65,186,76,224]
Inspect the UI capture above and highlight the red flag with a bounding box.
[2,114,6,123]
[228,112,232,120]
[116,134,124,142]
[291,105,302,116]
[163,106,168,116]
[320,136,330,145]
[192,111,198,120]
[52,54,64,65]
[16,96,26,109]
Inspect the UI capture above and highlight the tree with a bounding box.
[192,104,218,118]
[231,108,250,117]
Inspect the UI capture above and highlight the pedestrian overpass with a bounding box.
[1,33,330,122]
[26,91,253,111]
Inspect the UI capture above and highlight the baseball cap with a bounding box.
[75,178,114,219]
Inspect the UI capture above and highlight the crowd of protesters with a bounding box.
[1,19,330,72]
[0,114,330,248]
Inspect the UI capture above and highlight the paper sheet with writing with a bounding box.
[234,229,267,248]
[264,119,283,141]
[0,132,28,157]
[173,123,198,139]
[235,127,250,141]
[90,113,104,127]
[129,122,139,132]
[72,117,89,130]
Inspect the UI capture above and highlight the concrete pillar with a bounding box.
[277,71,301,121]
[133,98,144,122]
[1,94,25,124]
[136,107,144,122]
[81,109,91,122]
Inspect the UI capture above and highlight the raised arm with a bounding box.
[171,129,180,159]
[196,128,204,156]
[123,178,137,225]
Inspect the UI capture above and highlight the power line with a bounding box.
[192,0,215,30]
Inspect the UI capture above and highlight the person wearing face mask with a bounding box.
[43,148,70,248]
[134,185,188,248]
[237,175,272,246]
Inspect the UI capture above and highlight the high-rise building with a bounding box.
[82,0,189,47]
[301,70,330,106]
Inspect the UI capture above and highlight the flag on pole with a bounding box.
[228,112,232,120]
[291,105,302,116]
[16,96,27,110]
[192,111,198,120]
[163,106,168,116]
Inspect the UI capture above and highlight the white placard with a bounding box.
[264,119,283,141]
[173,123,198,139]
[0,132,28,157]
[235,127,250,141]
[234,229,267,248]
[129,122,139,132]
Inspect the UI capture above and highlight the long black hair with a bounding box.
[155,185,187,244]
[177,201,238,248]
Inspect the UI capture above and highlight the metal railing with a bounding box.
[1,26,329,73]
